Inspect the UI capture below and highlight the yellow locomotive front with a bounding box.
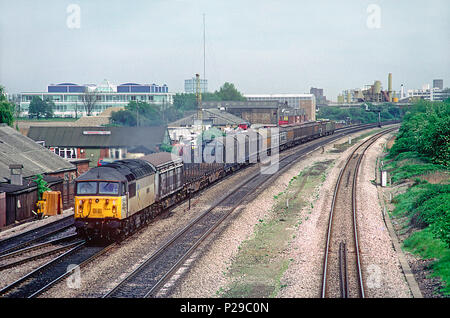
[73,159,157,240]
[74,180,125,239]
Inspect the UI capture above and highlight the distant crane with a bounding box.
[364,103,382,128]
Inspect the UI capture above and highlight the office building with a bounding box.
[310,87,327,105]
[433,79,443,90]
[407,86,450,101]
[20,80,173,118]
[185,77,208,93]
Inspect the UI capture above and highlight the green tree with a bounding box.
[44,100,54,118]
[216,82,246,101]
[173,93,197,111]
[33,174,50,200]
[173,82,246,116]
[390,100,450,166]
[28,96,53,119]
[0,86,15,126]
[110,109,137,126]
[110,101,162,126]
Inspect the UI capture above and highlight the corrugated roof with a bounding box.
[0,124,75,183]
[27,126,170,152]
[202,100,281,109]
[0,175,62,194]
[169,108,247,127]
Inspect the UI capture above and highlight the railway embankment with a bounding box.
[378,100,449,298]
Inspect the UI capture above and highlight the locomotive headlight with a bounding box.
[89,199,92,204]
[105,199,109,204]
[95,199,99,203]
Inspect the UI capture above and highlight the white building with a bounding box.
[20,80,174,118]
[407,86,449,102]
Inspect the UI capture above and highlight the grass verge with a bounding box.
[217,160,333,298]
[387,151,450,296]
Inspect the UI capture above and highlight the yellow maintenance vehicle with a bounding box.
[36,191,63,218]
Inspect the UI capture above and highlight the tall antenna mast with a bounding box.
[196,73,202,124]
[203,13,206,82]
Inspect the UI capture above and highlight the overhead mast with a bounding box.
[203,13,206,82]
[196,73,202,124]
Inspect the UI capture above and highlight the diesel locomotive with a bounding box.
[74,120,336,240]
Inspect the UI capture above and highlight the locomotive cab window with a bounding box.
[99,182,119,195]
[77,181,97,195]
[128,183,136,198]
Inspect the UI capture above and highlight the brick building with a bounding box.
[27,126,172,168]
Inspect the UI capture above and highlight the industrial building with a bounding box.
[168,108,248,144]
[201,100,310,126]
[337,73,397,104]
[19,80,173,118]
[310,87,327,105]
[244,93,316,110]
[202,100,280,126]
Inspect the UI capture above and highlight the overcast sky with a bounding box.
[0,0,449,100]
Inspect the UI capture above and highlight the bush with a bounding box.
[393,183,450,247]
[389,100,450,166]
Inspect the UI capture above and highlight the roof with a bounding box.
[0,175,62,195]
[141,152,182,168]
[77,159,155,183]
[244,93,315,98]
[0,125,75,182]
[202,100,282,109]
[27,126,170,153]
[169,108,248,127]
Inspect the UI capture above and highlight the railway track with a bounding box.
[0,234,80,271]
[321,127,397,298]
[0,122,396,299]
[0,240,114,298]
[0,216,75,256]
[104,123,397,298]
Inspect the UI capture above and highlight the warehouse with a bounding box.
[202,100,281,126]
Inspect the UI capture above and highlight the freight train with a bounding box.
[74,120,335,240]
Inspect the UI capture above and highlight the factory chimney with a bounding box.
[9,164,23,186]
